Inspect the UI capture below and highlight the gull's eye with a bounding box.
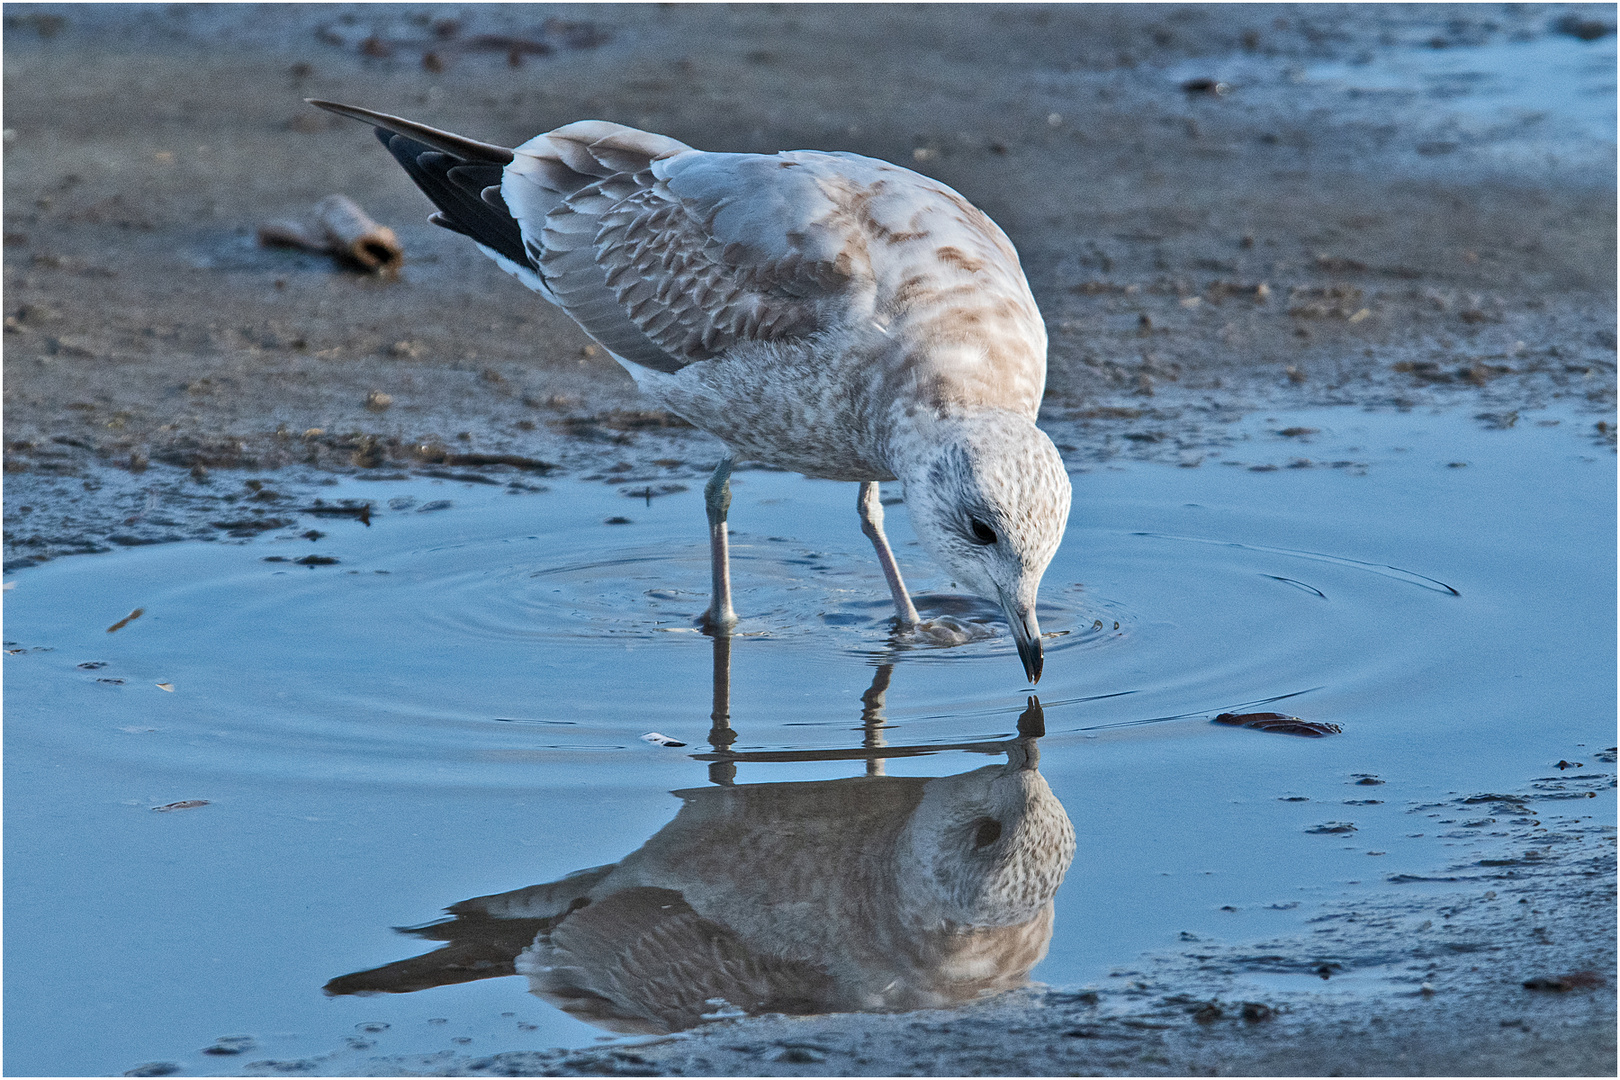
[971,817,1003,849]
[967,517,997,545]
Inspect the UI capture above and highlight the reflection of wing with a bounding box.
[449,863,615,920]
[323,864,615,997]
[323,910,550,996]
[521,887,835,1034]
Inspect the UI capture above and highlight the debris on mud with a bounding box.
[258,195,403,274]
[1523,971,1604,992]
[106,608,144,633]
[299,501,372,525]
[1213,711,1341,737]
[314,14,609,70]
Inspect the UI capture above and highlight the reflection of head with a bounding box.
[894,757,1075,933]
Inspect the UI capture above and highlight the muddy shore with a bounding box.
[4,3,1614,569]
[5,4,1616,1077]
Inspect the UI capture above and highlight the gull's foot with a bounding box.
[698,608,739,636]
[894,616,999,648]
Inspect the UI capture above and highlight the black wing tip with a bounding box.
[306,99,515,165]
[426,211,475,241]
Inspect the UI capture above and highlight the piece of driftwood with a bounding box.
[258,194,403,273]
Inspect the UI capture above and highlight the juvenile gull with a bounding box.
[310,101,1071,682]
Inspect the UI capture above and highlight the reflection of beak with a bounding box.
[1007,696,1045,771]
[1003,598,1043,684]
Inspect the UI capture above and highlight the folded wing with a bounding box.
[308,101,874,375]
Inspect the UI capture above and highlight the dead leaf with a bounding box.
[1213,711,1341,737]
[107,607,145,633]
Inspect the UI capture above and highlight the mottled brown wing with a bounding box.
[515,148,870,374]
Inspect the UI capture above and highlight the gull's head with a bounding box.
[901,414,1071,683]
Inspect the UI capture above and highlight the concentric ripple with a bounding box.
[0,452,1488,781]
[393,521,1103,664]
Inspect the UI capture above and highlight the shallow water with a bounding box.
[5,403,1614,1075]
[1302,32,1619,147]
[1162,28,1618,174]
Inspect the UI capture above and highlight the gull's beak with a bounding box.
[1003,597,1043,685]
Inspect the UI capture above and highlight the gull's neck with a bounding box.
[881,407,1034,484]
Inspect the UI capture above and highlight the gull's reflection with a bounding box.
[328,638,1074,1034]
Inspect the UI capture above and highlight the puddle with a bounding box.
[1302,33,1618,147]
[1231,964,1414,1000]
[1161,30,1617,173]
[4,404,1613,1075]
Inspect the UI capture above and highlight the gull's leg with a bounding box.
[860,663,894,777]
[706,631,736,786]
[702,455,739,632]
[858,481,921,630]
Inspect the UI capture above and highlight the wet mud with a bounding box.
[3,3,1615,568]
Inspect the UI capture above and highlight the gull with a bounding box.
[310,101,1071,682]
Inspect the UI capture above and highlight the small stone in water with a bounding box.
[200,1035,255,1055]
[1524,971,1603,991]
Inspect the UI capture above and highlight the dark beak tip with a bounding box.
[1016,638,1044,685]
